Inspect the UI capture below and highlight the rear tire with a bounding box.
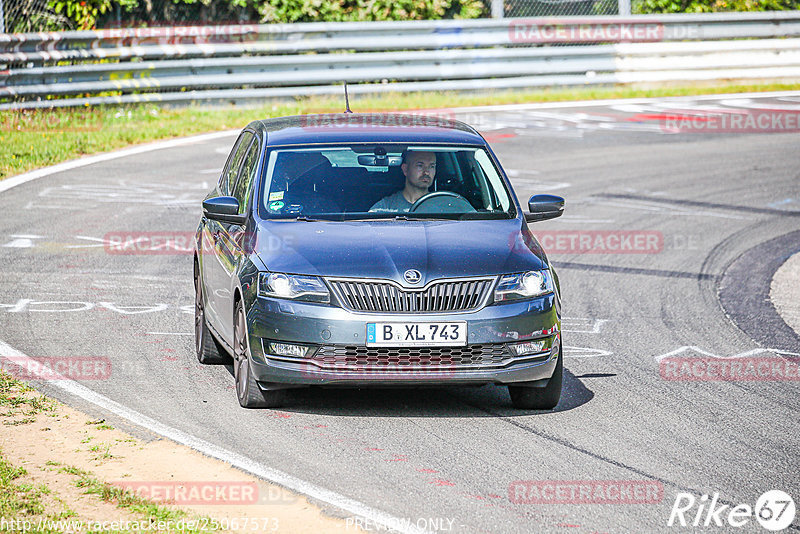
[195,264,230,365]
[508,346,563,410]
[233,300,287,408]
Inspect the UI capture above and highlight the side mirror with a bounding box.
[525,194,565,223]
[203,196,247,225]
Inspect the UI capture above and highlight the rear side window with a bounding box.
[231,137,261,214]
[219,131,254,195]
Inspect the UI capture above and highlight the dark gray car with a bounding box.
[194,114,565,409]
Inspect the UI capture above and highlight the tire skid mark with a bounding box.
[250,413,524,522]
[254,411,569,530]
[451,395,779,525]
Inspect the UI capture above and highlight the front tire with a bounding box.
[195,263,229,365]
[233,300,286,408]
[508,346,563,410]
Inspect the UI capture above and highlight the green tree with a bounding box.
[259,0,485,23]
[633,0,800,13]
[48,0,112,29]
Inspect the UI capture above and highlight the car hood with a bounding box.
[252,218,547,285]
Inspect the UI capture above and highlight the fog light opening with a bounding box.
[509,336,554,357]
[267,341,313,358]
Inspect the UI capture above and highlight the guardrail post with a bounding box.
[618,0,631,16]
[491,0,504,18]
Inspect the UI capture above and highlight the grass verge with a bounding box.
[2,80,799,181]
[0,371,216,533]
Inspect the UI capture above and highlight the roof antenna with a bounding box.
[344,81,353,113]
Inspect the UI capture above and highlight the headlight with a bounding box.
[494,270,553,302]
[258,273,330,303]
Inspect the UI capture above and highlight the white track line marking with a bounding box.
[0,339,426,534]
[445,90,800,114]
[145,332,193,336]
[653,345,800,362]
[3,91,797,196]
[0,130,238,195]
[563,346,614,358]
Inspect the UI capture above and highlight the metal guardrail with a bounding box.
[1,12,800,110]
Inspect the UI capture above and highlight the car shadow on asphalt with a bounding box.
[251,366,595,417]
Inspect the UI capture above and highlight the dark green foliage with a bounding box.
[258,0,486,22]
[633,0,800,13]
[49,0,112,29]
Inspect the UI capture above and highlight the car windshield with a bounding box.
[258,144,515,220]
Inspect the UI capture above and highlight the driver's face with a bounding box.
[402,152,436,190]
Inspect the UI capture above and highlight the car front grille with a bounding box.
[326,277,495,313]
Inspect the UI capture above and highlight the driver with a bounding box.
[369,151,436,213]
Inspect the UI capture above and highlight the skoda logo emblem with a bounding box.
[404,269,422,285]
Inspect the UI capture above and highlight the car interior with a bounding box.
[264,148,497,217]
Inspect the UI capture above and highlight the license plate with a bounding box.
[366,322,467,346]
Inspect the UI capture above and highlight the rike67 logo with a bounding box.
[668,490,796,531]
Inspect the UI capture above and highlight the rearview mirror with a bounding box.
[525,194,565,223]
[357,155,403,167]
[203,196,247,225]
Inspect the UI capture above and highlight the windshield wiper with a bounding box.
[293,216,317,222]
[400,214,458,220]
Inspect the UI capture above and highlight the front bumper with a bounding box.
[246,294,560,388]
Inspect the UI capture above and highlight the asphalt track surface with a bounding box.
[2,92,800,533]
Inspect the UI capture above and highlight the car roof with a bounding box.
[251,113,486,147]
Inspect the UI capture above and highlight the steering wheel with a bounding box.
[409,191,475,214]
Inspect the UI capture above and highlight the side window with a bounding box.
[436,152,462,192]
[231,137,261,214]
[455,152,487,209]
[220,132,254,196]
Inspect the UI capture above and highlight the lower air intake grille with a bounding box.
[310,344,514,370]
